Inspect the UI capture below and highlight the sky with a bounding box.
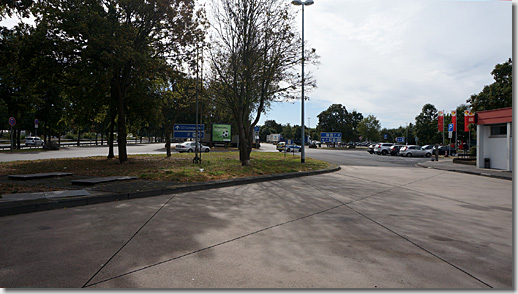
[1,0,512,131]
[259,0,512,130]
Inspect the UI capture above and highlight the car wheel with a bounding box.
[205,148,210,153]
[286,148,291,152]
[406,153,412,157]
[425,153,431,158]
[381,150,387,155]
[188,149,193,153]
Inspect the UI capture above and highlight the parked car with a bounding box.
[367,143,376,154]
[25,136,44,146]
[389,144,404,156]
[277,142,302,152]
[434,146,457,156]
[422,144,435,152]
[399,145,432,157]
[374,143,394,155]
[175,142,210,153]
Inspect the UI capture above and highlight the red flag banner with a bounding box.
[464,110,475,132]
[438,110,444,131]
[451,110,457,131]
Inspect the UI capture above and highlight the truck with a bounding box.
[266,134,281,144]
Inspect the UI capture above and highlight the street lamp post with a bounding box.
[292,0,313,164]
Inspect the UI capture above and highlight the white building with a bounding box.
[476,107,512,171]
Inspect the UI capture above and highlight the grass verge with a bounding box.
[0,152,331,195]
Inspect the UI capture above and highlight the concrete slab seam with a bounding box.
[84,202,346,288]
[82,193,178,288]
[344,204,494,289]
[297,170,500,287]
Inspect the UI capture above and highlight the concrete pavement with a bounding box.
[417,157,512,180]
[0,164,512,288]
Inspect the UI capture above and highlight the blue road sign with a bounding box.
[8,117,15,127]
[448,123,454,132]
[396,137,405,143]
[320,132,342,143]
[384,134,388,139]
[173,124,205,139]
[254,126,260,132]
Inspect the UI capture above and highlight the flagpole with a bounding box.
[455,111,458,154]
[442,110,445,146]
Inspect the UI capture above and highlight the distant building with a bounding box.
[476,107,512,171]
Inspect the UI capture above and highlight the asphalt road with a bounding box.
[259,143,431,167]
[0,142,431,168]
[0,143,512,289]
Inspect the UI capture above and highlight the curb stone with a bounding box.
[0,165,341,217]
[416,163,512,181]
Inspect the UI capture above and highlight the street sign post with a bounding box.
[8,117,15,152]
[173,124,205,139]
[320,132,342,143]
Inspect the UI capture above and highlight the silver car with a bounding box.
[25,136,44,146]
[399,145,432,157]
[175,142,210,153]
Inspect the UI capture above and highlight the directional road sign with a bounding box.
[396,137,405,143]
[321,132,342,143]
[173,124,205,139]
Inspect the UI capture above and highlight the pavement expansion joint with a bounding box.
[345,204,494,288]
[84,202,346,288]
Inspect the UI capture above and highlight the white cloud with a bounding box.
[279,0,512,129]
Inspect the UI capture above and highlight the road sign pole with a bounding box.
[10,125,13,152]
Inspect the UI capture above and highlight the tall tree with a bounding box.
[33,0,205,163]
[317,104,359,142]
[467,58,512,112]
[209,0,316,165]
[414,103,439,145]
[357,115,380,142]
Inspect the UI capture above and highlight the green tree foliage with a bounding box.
[357,115,380,142]
[259,120,283,141]
[414,103,440,145]
[317,104,359,142]
[32,0,205,163]
[467,58,512,112]
[282,123,294,140]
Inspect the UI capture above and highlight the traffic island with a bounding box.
[0,165,340,217]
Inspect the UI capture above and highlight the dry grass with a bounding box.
[0,152,330,194]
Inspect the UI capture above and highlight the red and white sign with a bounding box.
[464,110,475,132]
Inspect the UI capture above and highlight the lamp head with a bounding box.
[305,0,314,5]
[292,0,302,5]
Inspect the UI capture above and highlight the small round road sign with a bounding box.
[9,117,16,127]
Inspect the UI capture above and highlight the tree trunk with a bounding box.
[116,89,128,164]
[16,127,21,149]
[238,121,253,166]
[107,111,115,159]
[164,122,172,157]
